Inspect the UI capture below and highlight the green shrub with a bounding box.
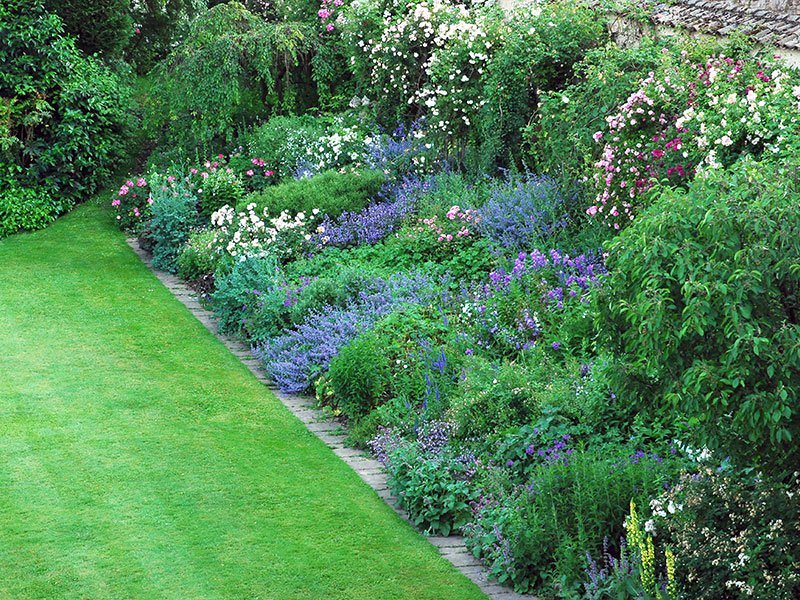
[448,355,548,439]
[598,158,800,472]
[0,0,129,207]
[369,305,456,406]
[527,40,666,183]
[210,256,289,341]
[198,168,244,220]
[381,223,496,285]
[0,165,65,238]
[328,331,391,422]
[289,268,379,325]
[149,181,200,272]
[476,1,607,171]
[145,2,315,151]
[244,169,385,219]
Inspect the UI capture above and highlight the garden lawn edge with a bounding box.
[126,237,533,600]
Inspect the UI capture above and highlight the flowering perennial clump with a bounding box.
[209,203,319,262]
[464,249,606,354]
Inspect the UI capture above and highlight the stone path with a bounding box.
[127,239,530,600]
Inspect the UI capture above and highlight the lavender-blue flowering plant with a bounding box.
[311,176,431,248]
[462,248,606,357]
[478,173,572,252]
[254,271,440,392]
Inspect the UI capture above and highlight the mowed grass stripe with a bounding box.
[0,201,486,600]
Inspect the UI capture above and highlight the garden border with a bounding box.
[126,238,531,600]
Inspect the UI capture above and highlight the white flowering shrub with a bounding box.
[645,469,800,599]
[301,118,368,174]
[342,0,495,148]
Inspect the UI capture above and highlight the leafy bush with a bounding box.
[145,2,314,150]
[0,0,129,207]
[370,305,457,406]
[598,158,800,472]
[0,166,64,238]
[447,354,550,439]
[288,268,379,324]
[529,40,667,183]
[198,168,245,220]
[44,0,132,59]
[318,303,460,447]
[245,169,385,220]
[414,171,487,214]
[328,331,391,421]
[149,180,200,272]
[210,256,289,341]
[650,470,800,599]
[177,229,221,282]
[476,1,606,170]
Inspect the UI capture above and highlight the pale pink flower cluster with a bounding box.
[588,52,798,229]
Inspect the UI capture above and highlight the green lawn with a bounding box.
[0,202,486,600]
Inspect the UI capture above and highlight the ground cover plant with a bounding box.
[3,0,799,597]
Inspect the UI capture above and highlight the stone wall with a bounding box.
[731,0,800,13]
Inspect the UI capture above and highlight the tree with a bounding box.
[44,0,133,60]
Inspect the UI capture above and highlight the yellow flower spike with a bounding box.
[666,546,678,600]
[642,535,657,597]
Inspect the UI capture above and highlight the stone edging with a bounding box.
[126,238,531,600]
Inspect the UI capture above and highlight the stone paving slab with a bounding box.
[126,238,532,600]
